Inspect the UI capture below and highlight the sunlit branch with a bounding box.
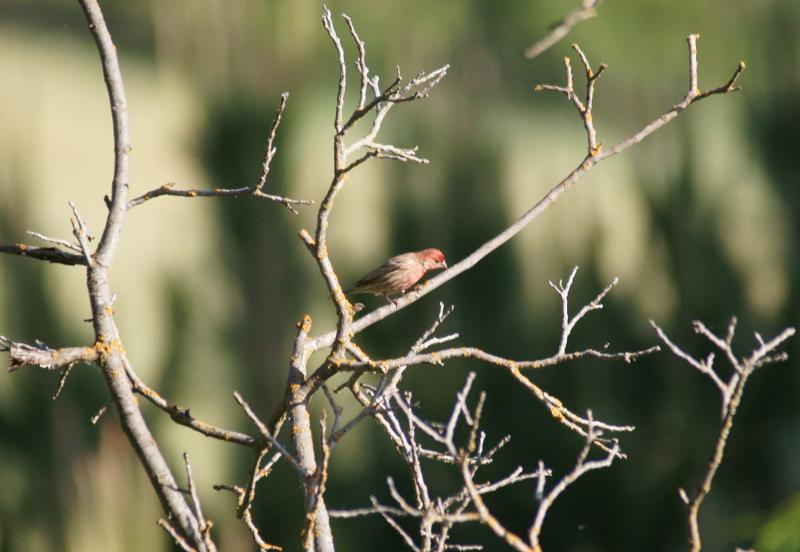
[309,34,745,354]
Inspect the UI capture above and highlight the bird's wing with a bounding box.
[352,254,418,291]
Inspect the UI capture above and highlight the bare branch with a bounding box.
[52,364,75,400]
[68,201,94,266]
[652,317,794,551]
[322,7,347,133]
[460,453,531,552]
[1,337,97,372]
[693,319,742,373]
[535,46,605,156]
[128,93,311,213]
[320,271,653,461]
[120,359,260,449]
[342,14,371,111]
[342,66,449,159]
[90,404,108,425]
[183,453,215,549]
[73,2,219,547]
[234,391,303,474]
[309,34,744,354]
[214,480,283,551]
[373,494,421,551]
[750,327,795,366]
[337,344,657,374]
[650,321,727,398]
[1,5,757,551]
[26,230,83,253]
[337,373,552,551]
[158,518,195,552]
[550,266,618,355]
[524,0,603,59]
[312,11,450,366]
[529,414,619,549]
[127,181,312,213]
[0,243,88,266]
[506,366,632,459]
[284,317,336,552]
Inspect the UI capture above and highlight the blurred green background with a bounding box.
[0,0,798,550]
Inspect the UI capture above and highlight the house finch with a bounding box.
[346,248,447,301]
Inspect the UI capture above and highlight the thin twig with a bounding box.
[128,93,311,213]
[233,391,304,474]
[0,243,88,266]
[524,0,603,59]
[120,358,260,449]
[529,413,619,549]
[68,201,94,266]
[1,337,97,373]
[26,230,82,253]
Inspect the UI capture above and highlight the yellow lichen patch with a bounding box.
[17,243,28,251]
[110,339,126,354]
[297,314,312,333]
[289,383,301,393]
[94,340,111,356]
[104,306,114,315]
[188,191,198,197]
[549,406,564,419]
[93,336,125,358]
[292,425,303,435]
[591,144,602,157]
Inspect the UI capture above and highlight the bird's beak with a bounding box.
[442,261,447,269]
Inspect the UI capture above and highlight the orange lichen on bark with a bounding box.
[295,314,313,334]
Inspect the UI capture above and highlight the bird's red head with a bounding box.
[419,248,447,271]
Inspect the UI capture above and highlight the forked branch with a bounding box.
[308,33,745,355]
[652,318,794,551]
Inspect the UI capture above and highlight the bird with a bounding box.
[346,248,447,302]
